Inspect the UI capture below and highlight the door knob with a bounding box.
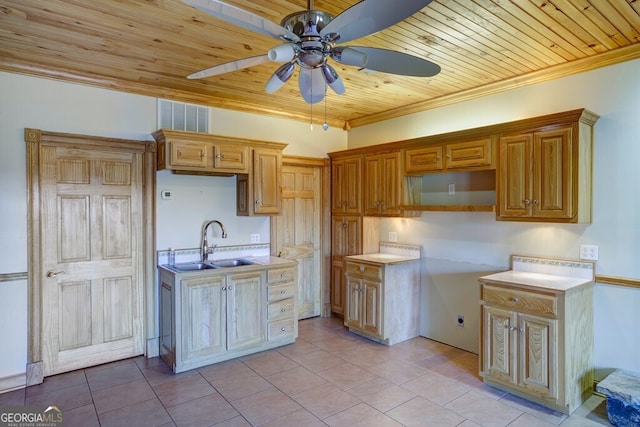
[46,270,65,278]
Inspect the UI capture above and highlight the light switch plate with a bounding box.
[250,234,260,243]
[388,232,397,242]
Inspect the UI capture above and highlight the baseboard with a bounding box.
[0,373,26,394]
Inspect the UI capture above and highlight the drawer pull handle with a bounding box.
[280,290,286,294]
[281,308,286,312]
[511,297,519,303]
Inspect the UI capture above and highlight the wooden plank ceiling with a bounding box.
[1,0,639,129]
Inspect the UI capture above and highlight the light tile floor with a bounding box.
[0,316,612,426]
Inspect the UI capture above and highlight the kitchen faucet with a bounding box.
[201,220,228,262]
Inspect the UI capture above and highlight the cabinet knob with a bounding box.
[280,327,286,332]
[281,308,286,312]
[222,286,227,290]
[533,200,539,205]
[280,290,286,295]
[523,199,531,205]
[227,286,233,290]
[201,152,207,158]
[255,199,260,204]
[508,326,517,331]
[511,297,519,303]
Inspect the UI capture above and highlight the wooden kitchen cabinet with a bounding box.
[158,259,297,373]
[344,257,420,345]
[404,137,494,174]
[497,109,598,222]
[364,151,402,216]
[237,147,283,215]
[153,130,250,174]
[479,278,594,414]
[331,155,362,215]
[330,216,362,315]
[266,265,297,341]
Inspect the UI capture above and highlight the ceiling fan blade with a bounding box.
[341,47,440,77]
[320,0,432,44]
[299,67,326,104]
[187,54,270,79]
[182,0,300,42]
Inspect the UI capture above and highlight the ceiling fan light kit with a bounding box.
[183,0,440,104]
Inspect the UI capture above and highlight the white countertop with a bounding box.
[479,270,593,292]
[345,253,420,265]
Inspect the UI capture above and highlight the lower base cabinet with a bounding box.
[479,279,594,414]
[159,262,297,373]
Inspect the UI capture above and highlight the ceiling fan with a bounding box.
[182,0,440,104]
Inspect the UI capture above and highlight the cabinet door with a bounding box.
[519,313,558,399]
[226,272,265,350]
[498,134,533,219]
[364,153,401,216]
[214,144,249,172]
[181,276,226,363]
[481,305,517,385]
[446,138,493,169]
[361,279,382,337]
[331,261,345,315]
[345,276,362,330]
[533,128,573,219]
[331,156,362,214]
[170,141,209,168]
[404,146,443,173]
[253,148,282,214]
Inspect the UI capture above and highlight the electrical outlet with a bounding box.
[250,234,260,244]
[388,231,397,242]
[448,183,455,195]
[580,244,599,261]
[457,315,464,327]
[160,190,173,200]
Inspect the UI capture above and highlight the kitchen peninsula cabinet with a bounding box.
[344,254,420,345]
[364,151,402,216]
[158,258,297,373]
[479,262,594,414]
[497,109,598,223]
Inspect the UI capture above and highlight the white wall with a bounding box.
[0,71,347,380]
[350,59,640,375]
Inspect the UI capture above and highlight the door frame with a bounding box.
[272,155,332,317]
[24,128,156,385]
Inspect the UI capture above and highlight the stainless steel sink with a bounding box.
[210,258,256,268]
[170,262,218,272]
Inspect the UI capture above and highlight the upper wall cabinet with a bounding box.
[364,151,402,216]
[153,129,252,175]
[404,137,495,174]
[153,129,286,216]
[331,155,362,215]
[237,147,283,216]
[497,110,599,223]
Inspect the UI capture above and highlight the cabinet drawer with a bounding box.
[346,262,382,280]
[481,284,557,316]
[267,267,296,284]
[268,318,295,340]
[268,298,294,321]
[268,282,295,302]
